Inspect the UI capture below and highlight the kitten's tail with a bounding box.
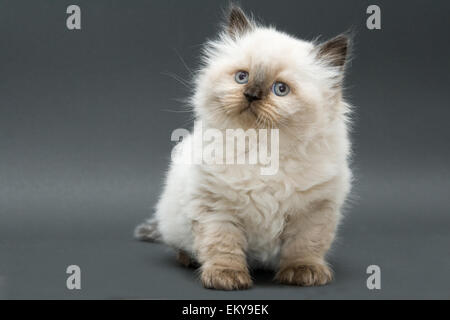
[134,217,162,242]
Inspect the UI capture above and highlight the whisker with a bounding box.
[161,109,193,113]
[173,48,195,77]
[161,71,191,89]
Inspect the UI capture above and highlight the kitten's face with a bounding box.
[194,7,348,135]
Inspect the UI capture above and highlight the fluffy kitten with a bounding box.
[136,6,352,290]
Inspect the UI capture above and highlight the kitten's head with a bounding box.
[193,6,351,138]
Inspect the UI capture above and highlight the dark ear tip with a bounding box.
[337,34,353,50]
[226,3,252,38]
[228,3,244,14]
[317,33,352,67]
[228,4,246,24]
[330,34,350,49]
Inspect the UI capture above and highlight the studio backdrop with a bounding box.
[0,0,449,299]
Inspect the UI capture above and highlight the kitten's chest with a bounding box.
[205,156,336,265]
[220,166,302,265]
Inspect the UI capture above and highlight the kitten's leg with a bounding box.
[193,217,252,290]
[275,200,338,286]
[134,217,161,242]
[176,250,198,268]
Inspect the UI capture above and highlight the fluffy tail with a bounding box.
[134,217,162,242]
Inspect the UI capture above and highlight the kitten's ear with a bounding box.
[226,5,252,39]
[316,34,350,68]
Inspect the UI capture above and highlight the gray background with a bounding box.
[1,0,449,299]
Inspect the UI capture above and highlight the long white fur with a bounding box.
[137,24,352,270]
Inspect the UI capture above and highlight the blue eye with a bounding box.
[272,82,290,96]
[235,71,249,84]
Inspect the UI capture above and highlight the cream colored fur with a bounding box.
[136,7,352,290]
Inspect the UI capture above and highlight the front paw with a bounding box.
[201,266,253,290]
[275,263,333,286]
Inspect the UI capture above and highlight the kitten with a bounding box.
[135,6,352,290]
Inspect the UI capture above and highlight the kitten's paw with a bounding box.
[201,267,253,291]
[275,263,333,286]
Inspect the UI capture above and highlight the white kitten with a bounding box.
[136,6,352,290]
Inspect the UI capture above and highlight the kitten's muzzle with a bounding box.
[244,87,262,103]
